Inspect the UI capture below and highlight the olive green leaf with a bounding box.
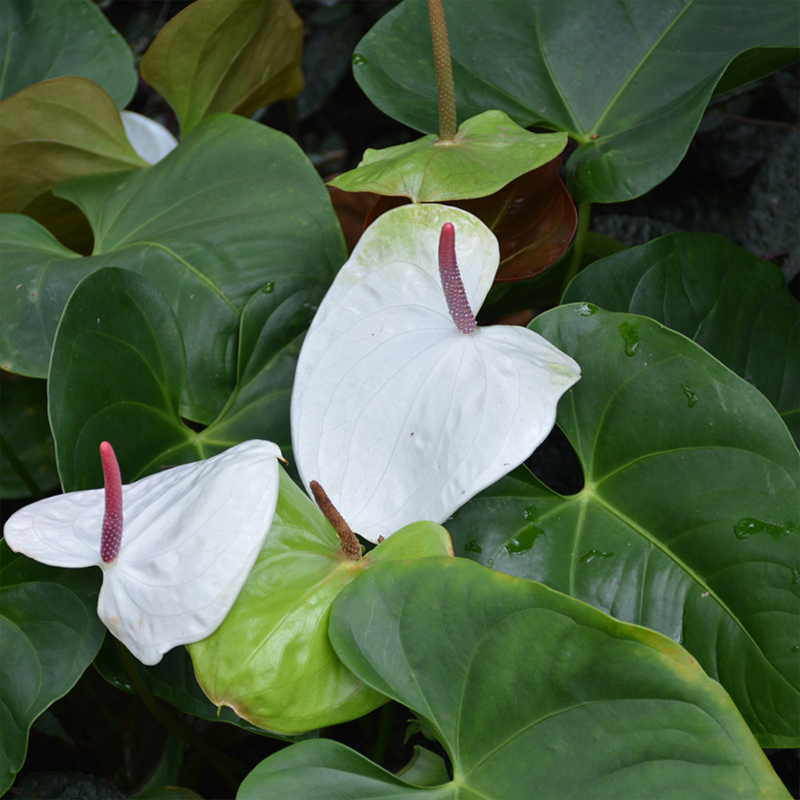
[140,0,304,136]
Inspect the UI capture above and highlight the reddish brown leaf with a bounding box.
[362,159,576,282]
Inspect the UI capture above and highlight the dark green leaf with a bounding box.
[0,113,345,424]
[0,542,105,795]
[48,267,197,492]
[563,232,800,444]
[0,377,58,498]
[352,0,798,202]
[14,771,125,799]
[447,305,800,747]
[0,0,136,106]
[238,558,789,799]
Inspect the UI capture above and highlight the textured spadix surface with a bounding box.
[3,440,281,664]
[291,204,580,542]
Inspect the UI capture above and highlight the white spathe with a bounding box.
[4,440,282,665]
[120,110,178,164]
[291,204,581,543]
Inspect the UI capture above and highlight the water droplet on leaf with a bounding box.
[505,524,545,555]
[792,568,800,585]
[352,53,367,65]
[261,281,275,293]
[464,540,482,554]
[617,322,640,356]
[734,517,797,540]
[578,303,598,316]
[680,383,698,407]
[524,505,537,520]
[580,549,614,564]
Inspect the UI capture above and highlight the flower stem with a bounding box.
[0,433,44,500]
[427,0,457,141]
[115,641,248,786]
[561,202,592,298]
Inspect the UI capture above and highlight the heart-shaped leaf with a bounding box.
[0,541,105,796]
[329,110,566,202]
[0,0,136,107]
[563,232,800,445]
[189,471,453,734]
[0,377,58,498]
[446,305,800,747]
[0,113,345,423]
[140,0,304,136]
[291,203,580,542]
[0,77,147,213]
[48,267,197,492]
[365,159,577,281]
[237,558,789,799]
[351,0,798,202]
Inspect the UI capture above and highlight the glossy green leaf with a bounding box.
[0,377,58,498]
[563,232,800,445]
[0,113,345,423]
[0,541,105,796]
[447,305,800,747]
[0,0,136,106]
[238,558,789,799]
[48,267,197,492]
[189,471,453,734]
[0,77,147,213]
[352,0,798,202]
[328,110,566,202]
[140,0,304,135]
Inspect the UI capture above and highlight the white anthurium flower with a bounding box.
[120,110,178,164]
[4,440,282,665]
[291,203,581,543]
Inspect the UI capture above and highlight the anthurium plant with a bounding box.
[0,0,797,797]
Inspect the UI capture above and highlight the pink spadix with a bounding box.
[438,222,477,334]
[99,441,123,563]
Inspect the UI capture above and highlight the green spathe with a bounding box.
[189,471,453,734]
[328,110,566,202]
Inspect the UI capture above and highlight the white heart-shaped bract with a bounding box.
[4,440,282,665]
[291,204,581,543]
[120,110,178,165]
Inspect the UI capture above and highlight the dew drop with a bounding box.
[733,517,797,540]
[680,383,698,408]
[487,558,494,567]
[464,540,482,554]
[261,281,275,293]
[793,645,800,654]
[577,303,598,316]
[524,505,537,520]
[617,322,640,357]
[505,524,545,555]
[580,549,614,564]
[792,568,800,585]
[352,53,367,66]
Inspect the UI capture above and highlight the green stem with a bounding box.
[561,202,592,298]
[427,0,457,141]
[0,433,44,500]
[372,702,395,766]
[115,641,248,786]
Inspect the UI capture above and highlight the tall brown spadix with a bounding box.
[100,441,123,563]
[439,222,477,333]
